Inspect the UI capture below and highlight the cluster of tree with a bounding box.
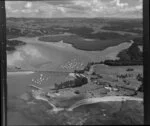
[118,42,143,61]
[7,17,142,40]
[74,69,84,74]
[7,40,26,46]
[7,24,133,48]
[46,26,131,41]
[6,28,23,38]
[7,27,46,38]
[117,74,133,79]
[136,73,143,82]
[138,84,143,92]
[104,41,143,66]
[136,74,143,92]
[66,27,94,37]
[67,27,130,40]
[54,76,88,90]
[7,40,26,51]
[132,37,143,45]
[86,32,129,40]
[74,90,80,94]
[7,26,58,38]
[123,79,130,85]
[126,68,134,71]
[40,27,65,35]
[74,61,103,74]
[74,62,94,74]
[104,60,143,66]
[137,73,143,92]
[102,26,142,34]
[101,20,143,34]
[84,62,93,71]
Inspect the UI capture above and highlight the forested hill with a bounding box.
[104,37,143,66]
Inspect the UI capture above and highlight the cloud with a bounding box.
[5,0,143,18]
[7,51,24,66]
[21,45,42,58]
[111,0,128,8]
[24,2,32,9]
[7,44,44,66]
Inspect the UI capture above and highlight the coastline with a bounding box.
[7,71,35,75]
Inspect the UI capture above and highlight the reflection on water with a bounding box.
[7,41,90,72]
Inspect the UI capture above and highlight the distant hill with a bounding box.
[6,17,142,39]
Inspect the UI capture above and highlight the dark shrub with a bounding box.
[55,76,88,90]
[74,90,80,94]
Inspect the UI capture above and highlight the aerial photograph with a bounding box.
[6,0,143,125]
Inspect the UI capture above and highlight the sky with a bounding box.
[5,0,143,18]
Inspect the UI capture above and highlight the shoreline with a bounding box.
[7,71,35,75]
[7,36,134,70]
[9,36,132,52]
